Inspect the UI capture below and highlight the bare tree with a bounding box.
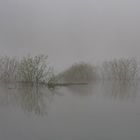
[0,56,19,82]
[101,58,138,81]
[18,55,52,84]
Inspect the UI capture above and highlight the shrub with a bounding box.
[101,58,138,81]
[0,56,19,82]
[18,55,51,83]
[61,62,98,83]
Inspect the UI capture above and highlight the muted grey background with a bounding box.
[0,82,139,140]
[0,0,140,72]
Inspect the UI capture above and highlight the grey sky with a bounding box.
[0,0,140,71]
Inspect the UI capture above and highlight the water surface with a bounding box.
[0,81,140,140]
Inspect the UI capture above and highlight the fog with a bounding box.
[0,0,140,72]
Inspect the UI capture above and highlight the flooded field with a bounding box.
[0,0,140,139]
[0,81,140,140]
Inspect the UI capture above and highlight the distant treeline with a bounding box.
[0,55,138,85]
[57,58,139,83]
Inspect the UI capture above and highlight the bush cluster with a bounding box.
[0,55,53,84]
[60,62,98,83]
[101,58,138,81]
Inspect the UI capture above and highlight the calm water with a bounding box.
[0,81,140,140]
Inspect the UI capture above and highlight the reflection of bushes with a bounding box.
[102,81,137,100]
[0,83,54,116]
[101,58,138,81]
[60,63,98,83]
[18,84,50,116]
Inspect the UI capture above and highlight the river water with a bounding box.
[0,81,140,140]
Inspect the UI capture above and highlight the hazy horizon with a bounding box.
[0,0,140,72]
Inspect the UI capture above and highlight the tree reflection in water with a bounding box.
[0,83,56,116]
[102,80,138,101]
[61,80,138,101]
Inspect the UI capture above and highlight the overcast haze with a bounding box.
[0,0,140,72]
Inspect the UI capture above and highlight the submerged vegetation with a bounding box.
[101,58,138,82]
[18,55,51,83]
[59,58,138,84]
[0,55,138,87]
[0,56,19,82]
[0,55,55,86]
[58,62,98,83]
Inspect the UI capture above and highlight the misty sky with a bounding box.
[0,0,140,71]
